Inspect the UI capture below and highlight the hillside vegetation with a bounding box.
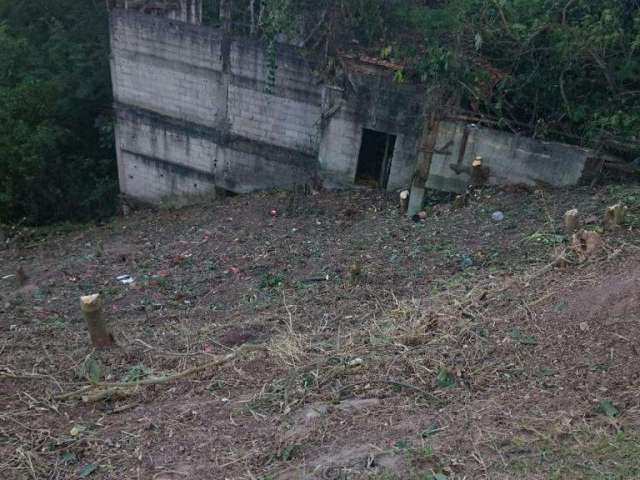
[1,0,639,224]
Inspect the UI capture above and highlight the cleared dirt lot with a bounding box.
[1,185,639,479]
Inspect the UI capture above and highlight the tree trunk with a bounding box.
[220,0,231,33]
[81,294,114,349]
[408,113,440,217]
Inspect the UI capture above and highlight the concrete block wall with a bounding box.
[318,77,426,190]
[119,151,217,204]
[228,84,321,155]
[110,9,321,204]
[427,121,593,192]
[110,8,598,205]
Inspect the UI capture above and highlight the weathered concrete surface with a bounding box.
[109,7,603,205]
[427,121,595,192]
[318,74,426,190]
[110,8,320,203]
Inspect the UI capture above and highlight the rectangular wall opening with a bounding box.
[355,129,396,189]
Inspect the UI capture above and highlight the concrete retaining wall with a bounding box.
[427,121,595,192]
[110,8,599,204]
[110,9,320,203]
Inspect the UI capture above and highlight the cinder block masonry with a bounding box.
[109,5,602,204]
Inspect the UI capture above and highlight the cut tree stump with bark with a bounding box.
[604,204,627,230]
[81,294,114,349]
[564,208,579,234]
[399,190,409,213]
[16,267,29,287]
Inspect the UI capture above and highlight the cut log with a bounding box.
[81,294,114,349]
[604,204,627,230]
[564,208,579,234]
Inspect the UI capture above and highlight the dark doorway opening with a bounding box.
[355,129,396,189]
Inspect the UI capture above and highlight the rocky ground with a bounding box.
[1,183,639,479]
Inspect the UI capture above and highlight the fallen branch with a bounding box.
[134,338,218,358]
[336,379,443,405]
[53,344,266,402]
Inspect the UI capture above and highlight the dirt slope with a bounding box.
[1,185,639,479]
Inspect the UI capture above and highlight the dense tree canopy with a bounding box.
[0,0,638,224]
[0,0,116,224]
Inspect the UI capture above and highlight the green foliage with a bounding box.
[598,399,620,418]
[0,0,117,225]
[403,0,640,150]
[279,0,640,155]
[435,368,455,388]
[124,364,151,382]
[78,358,103,384]
[259,272,284,289]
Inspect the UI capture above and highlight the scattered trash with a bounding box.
[70,424,87,437]
[411,211,428,223]
[270,208,278,217]
[1,274,15,280]
[491,211,505,222]
[116,275,134,285]
[579,322,589,332]
[347,358,364,367]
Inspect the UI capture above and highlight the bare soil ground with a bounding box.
[1,184,640,480]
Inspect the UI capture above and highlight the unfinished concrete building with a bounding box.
[109,1,602,204]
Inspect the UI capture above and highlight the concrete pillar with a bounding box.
[407,184,425,217]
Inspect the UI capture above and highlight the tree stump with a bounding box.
[399,190,410,213]
[604,204,627,230]
[470,157,490,187]
[81,294,114,349]
[571,230,603,262]
[452,194,466,209]
[564,208,579,234]
[16,267,29,288]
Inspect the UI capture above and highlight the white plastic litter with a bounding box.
[116,275,135,285]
